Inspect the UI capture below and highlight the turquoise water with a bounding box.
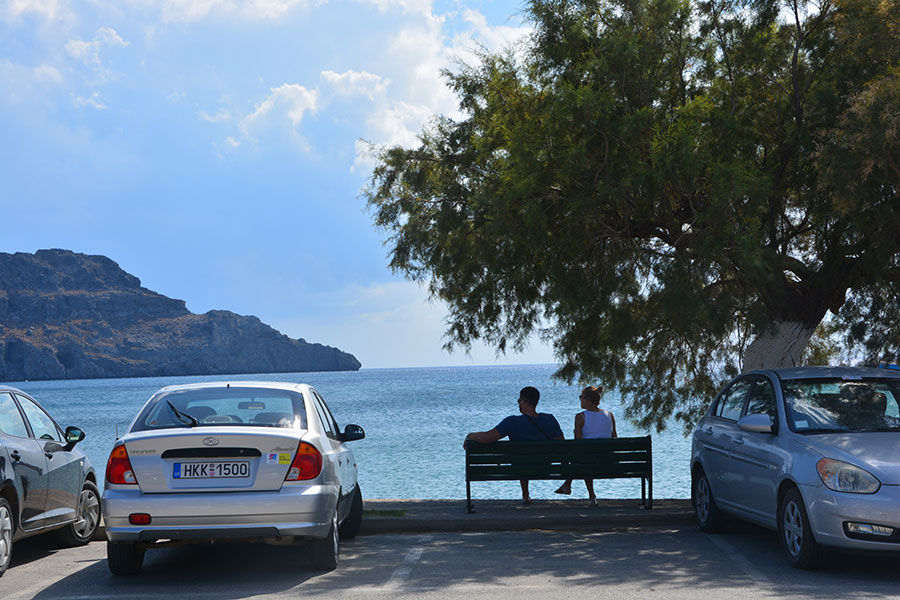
[6,365,692,500]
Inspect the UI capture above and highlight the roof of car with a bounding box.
[150,381,310,394]
[766,366,900,380]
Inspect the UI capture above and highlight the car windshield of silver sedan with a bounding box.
[782,378,900,433]
[131,388,307,431]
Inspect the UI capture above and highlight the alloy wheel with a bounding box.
[783,499,803,556]
[73,488,100,539]
[696,477,710,522]
[0,503,12,568]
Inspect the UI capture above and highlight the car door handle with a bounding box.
[732,435,744,445]
[10,450,21,461]
[701,426,713,435]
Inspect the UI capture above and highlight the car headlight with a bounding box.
[816,458,881,494]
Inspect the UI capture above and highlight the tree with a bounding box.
[364,0,900,432]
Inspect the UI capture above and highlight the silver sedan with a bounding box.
[691,366,900,569]
[102,381,365,574]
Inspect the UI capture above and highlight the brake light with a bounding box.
[106,444,138,485]
[285,442,322,481]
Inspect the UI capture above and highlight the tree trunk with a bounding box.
[742,320,816,371]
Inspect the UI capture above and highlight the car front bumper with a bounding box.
[102,483,338,542]
[803,482,900,551]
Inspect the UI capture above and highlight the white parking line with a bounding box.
[381,534,433,591]
[706,535,773,586]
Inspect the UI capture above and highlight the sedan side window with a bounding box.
[17,394,62,441]
[0,392,29,438]
[311,394,337,439]
[716,379,752,421]
[746,377,778,424]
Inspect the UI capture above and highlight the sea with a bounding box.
[6,364,693,500]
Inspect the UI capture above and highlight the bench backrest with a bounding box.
[466,436,652,481]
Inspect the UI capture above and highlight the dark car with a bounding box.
[0,385,100,577]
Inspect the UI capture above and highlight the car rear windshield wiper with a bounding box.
[167,400,198,427]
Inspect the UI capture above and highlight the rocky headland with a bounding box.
[0,249,361,381]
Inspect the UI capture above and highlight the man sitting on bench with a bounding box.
[464,386,564,505]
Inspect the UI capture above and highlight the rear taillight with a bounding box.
[285,442,323,481]
[106,444,138,485]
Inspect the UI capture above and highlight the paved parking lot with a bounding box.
[4,520,900,600]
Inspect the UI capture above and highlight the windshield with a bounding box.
[781,378,900,433]
[131,387,307,432]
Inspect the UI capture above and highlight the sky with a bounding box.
[0,0,557,369]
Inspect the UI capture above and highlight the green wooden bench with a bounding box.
[465,436,652,513]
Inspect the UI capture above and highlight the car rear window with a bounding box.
[781,378,900,433]
[132,387,307,432]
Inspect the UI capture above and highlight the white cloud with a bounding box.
[3,0,72,23]
[273,280,556,369]
[321,70,389,101]
[0,59,64,105]
[66,27,129,66]
[237,83,318,148]
[73,91,107,109]
[358,0,433,17]
[199,107,231,122]
[156,0,316,22]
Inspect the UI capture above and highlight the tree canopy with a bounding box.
[364,0,900,432]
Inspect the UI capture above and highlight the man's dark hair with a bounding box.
[519,386,540,407]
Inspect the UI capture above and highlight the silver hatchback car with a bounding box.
[102,381,364,574]
[692,367,900,569]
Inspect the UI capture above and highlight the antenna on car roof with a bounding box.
[227,383,231,388]
[115,423,119,440]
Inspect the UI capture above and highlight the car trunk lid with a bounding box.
[123,427,305,493]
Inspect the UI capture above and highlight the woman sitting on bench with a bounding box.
[555,385,617,506]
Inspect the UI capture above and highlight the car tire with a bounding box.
[778,487,823,570]
[693,470,727,533]
[0,497,14,578]
[107,541,146,576]
[59,481,101,547]
[311,510,339,571]
[338,485,363,540]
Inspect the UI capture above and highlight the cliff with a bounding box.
[0,249,361,381]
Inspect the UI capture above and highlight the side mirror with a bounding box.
[65,426,86,446]
[738,413,773,434]
[341,424,365,442]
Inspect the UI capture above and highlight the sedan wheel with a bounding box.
[312,510,339,571]
[779,487,823,569]
[693,470,726,532]
[0,498,13,577]
[60,482,101,546]
[107,541,146,576]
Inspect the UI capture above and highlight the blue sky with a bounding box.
[0,0,555,369]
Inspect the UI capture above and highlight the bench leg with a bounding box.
[467,480,474,513]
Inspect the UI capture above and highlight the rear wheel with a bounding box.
[339,485,363,540]
[0,497,13,578]
[311,510,339,571]
[779,487,823,570]
[693,470,727,533]
[59,481,101,546]
[107,541,145,576]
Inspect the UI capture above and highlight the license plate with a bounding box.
[173,461,250,479]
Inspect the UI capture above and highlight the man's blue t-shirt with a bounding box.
[496,413,563,441]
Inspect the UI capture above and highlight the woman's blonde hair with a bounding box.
[581,385,603,406]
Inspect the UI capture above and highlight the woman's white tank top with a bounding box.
[581,409,614,439]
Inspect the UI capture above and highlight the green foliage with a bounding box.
[365,0,900,432]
